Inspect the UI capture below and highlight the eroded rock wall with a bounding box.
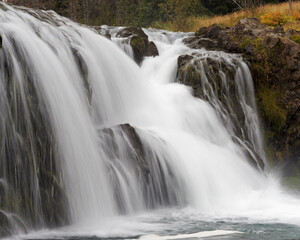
[182,18,300,176]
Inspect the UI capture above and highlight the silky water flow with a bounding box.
[0,3,300,240]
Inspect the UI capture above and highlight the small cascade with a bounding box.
[0,11,68,231]
[97,25,135,60]
[0,3,186,233]
[0,210,28,236]
[99,124,185,214]
[177,51,265,170]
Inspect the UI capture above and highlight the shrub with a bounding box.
[292,10,300,20]
[260,12,290,26]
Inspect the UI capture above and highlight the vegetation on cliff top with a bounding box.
[6,0,298,31]
[187,1,300,32]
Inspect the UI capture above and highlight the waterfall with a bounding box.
[0,3,300,238]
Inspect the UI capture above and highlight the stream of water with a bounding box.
[0,3,300,240]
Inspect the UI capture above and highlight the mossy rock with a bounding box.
[116,27,158,64]
[130,36,146,52]
[257,85,287,132]
[291,34,300,45]
[130,36,147,63]
[0,211,12,238]
[282,176,300,192]
[190,17,300,176]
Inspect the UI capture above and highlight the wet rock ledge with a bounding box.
[180,18,300,175]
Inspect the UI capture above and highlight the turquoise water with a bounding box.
[22,223,300,240]
[19,209,300,240]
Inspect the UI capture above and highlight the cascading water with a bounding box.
[0,3,300,240]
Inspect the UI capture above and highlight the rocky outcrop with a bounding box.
[91,26,111,39]
[183,18,300,176]
[0,210,28,238]
[0,40,69,237]
[100,124,150,183]
[177,53,265,171]
[98,124,182,212]
[116,27,159,64]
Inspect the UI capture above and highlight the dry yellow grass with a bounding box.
[188,1,300,32]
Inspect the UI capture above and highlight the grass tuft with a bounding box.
[291,34,300,44]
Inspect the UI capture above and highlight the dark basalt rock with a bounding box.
[0,37,69,232]
[99,124,183,212]
[117,27,147,39]
[0,35,2,49]
[116,27,159,64]
[177,52,264,171]
[0,211,11,238]
[184,17,300,175]
[231,18,273,39]
[147,41,159,57]
[100,124,150,183]
[0,210,28,238]
[91,26,111,39]
[183,37,220,51]
[195,24,229,39]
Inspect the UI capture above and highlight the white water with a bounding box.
[0,3,300,239]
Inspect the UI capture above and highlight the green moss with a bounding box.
[283,176,300,191]
[263,135,275,164]
[291,34,300,45]
[130,36,145,51]
[214,23,227,30]
[239,39,251,48]
[253,38,262,48]
[257,85,287,131]
[239,37,262,49]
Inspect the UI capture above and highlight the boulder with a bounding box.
[183,37,220,50]
[116,26,147,39]
[195,24,229,39]
[92,26,111,39]
[147,41,159,57]
[116,27,159,64]
[231,18,273,39]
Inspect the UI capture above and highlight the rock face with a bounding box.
[0,39,69,237]
[183,18,300,175]
[177,53,265,171]
[98,124,183,212]
[0,210,28,238]
[116,27,159,64]
[101,124,150,184]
